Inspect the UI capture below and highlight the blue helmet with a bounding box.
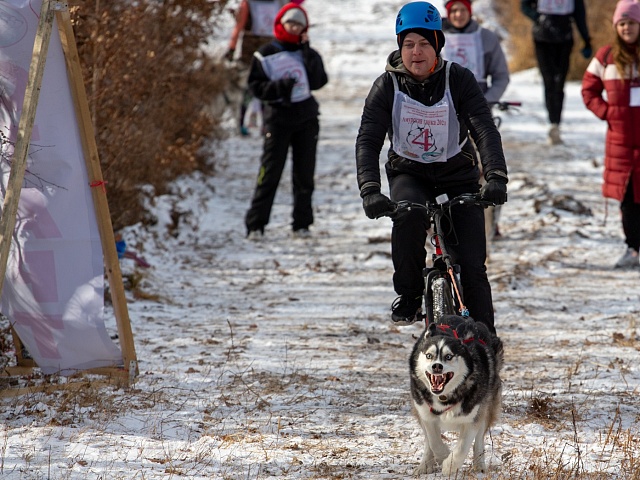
[395,2,442,34]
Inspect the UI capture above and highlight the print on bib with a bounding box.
[396,102,448,162]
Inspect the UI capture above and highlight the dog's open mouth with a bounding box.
[428,372,454,394]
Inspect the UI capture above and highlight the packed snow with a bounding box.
[1,0,639,478]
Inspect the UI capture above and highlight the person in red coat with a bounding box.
[582,0,640,269]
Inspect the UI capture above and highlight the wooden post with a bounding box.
[56,8,138,380]
[0,0,55,301]
[0,1,138,387]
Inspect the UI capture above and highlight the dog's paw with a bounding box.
[473,458,486,473]
[441,455,463,476]
[413,465,437,475]
[414,458,437,475]
[413,464,427,475]
[433,447,450,464]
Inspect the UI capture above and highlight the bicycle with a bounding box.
[383,193,496,326]
[489,100,522,130]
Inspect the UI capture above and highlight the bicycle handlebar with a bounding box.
[490,101,522,111]
[380,193,496,219]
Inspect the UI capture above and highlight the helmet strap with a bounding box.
[429,57,438,74]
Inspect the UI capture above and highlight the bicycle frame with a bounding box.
[389,194,494,326]
[424,202,467,325]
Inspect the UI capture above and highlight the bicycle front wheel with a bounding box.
[429,275,456,324]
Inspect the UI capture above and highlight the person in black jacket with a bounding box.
[355,1,508,333]
[245,2,328,239]
[521,0,591,145]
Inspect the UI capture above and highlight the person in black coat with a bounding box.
[355,1,508,332]
[521,0,591,145]
[245,2,328,239]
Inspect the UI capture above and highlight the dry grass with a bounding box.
[495,0,617,79]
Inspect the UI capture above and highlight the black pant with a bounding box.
[245,118,319,232]
[621,178,640,251]
[389,174,495,331]
[534,40,573,125]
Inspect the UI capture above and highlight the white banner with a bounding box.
[0,0,123,374]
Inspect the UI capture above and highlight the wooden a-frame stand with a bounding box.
[0,1,138,396]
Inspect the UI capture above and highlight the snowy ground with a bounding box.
[1,0,639,478]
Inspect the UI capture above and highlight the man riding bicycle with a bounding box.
[355,1,509,333]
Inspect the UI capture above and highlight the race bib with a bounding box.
[260,50,311,103]
[248,0,280,37]
[442,30,485,81]
[537,0,574,15]
[631,77,640,108]
[392,92,450,163]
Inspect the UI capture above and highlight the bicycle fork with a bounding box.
[422,237,469,325]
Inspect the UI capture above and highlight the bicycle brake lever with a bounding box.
[382,200,411,219]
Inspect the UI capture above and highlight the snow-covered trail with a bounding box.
[2,1,639,478]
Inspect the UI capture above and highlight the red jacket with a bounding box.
[582,45,640,202]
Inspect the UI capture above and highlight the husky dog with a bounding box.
[409,315,504,475]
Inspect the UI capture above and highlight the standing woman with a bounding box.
[582,0,640,269]
[355,2,508,332]
[521,0,592,145]
[245,3,328,239]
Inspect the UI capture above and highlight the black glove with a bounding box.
[581,43,592,59]
[480,170,508,205]
[224,49,235,61]
[361,186,393,219]
[277,77,296,106]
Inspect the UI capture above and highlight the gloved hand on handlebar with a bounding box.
[360,184,394,219]
[480,170,508,205]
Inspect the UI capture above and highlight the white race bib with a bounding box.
[259,50,311,103]
[442,30,485,81]
[392,93,450,163]
[631,87,640,107]
[248,0,280,37]
[390,64,463,164]
[537,0,574,15]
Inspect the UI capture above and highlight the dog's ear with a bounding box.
[426,322,438,337]
[456,319,478,342]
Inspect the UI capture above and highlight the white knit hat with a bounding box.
[281,8,307,28]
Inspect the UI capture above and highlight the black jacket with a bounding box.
[356,51,507,191]
[521,0,590,44]
[248,39,328,126]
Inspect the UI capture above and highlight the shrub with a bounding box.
[70,0,232,230]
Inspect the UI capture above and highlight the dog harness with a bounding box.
[433,323,486,345]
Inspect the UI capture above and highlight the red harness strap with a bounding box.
[435,324,458,338]
[430,404,454,415]
[435,324,486,345]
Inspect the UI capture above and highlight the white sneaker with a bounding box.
[548,123,562,145]
[247,230,264,241]
[614,247,639,269]
[292,228,311,239]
